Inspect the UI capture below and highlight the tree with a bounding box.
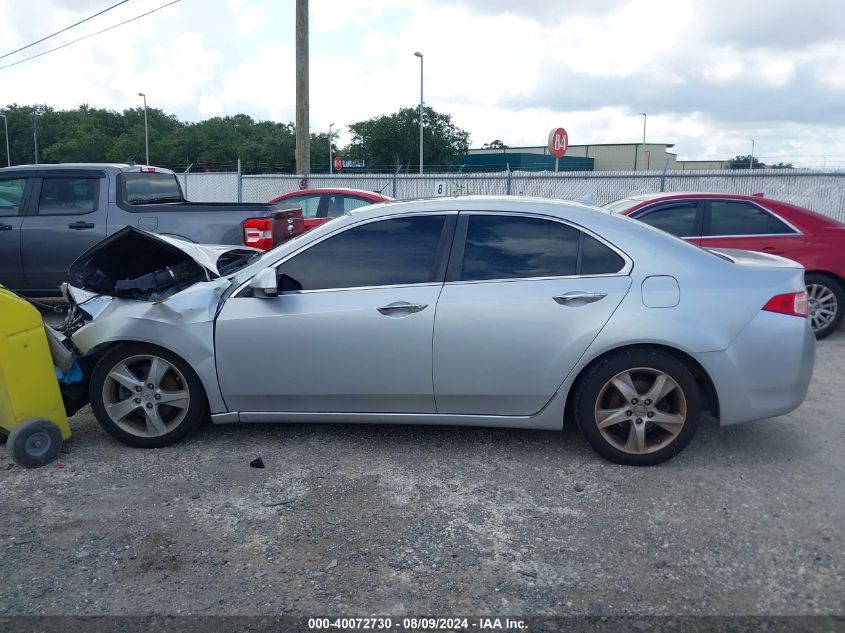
[769,162,794,169]
[728,155,766,170]
[347,106,470,171]
[482,139,508,149]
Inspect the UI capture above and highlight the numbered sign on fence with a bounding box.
[433,181,448,196]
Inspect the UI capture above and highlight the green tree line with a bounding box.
[0,103,471,173]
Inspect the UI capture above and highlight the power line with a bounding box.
[0,0,182,72]
[0,0,132,61]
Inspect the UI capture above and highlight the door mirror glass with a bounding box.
[249,268,279,297]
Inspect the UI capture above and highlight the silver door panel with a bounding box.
[215,284,442,413]
[433,276,632,416]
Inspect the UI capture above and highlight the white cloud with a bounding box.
[0,0,843,166]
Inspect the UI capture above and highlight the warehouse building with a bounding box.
[464,143,722,172]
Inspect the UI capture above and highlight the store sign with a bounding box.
[548,127,569,158]
[333,158,367,171]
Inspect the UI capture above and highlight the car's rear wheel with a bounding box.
[573,348,701,466]
[89,343,207,448]
[805,273,844,340]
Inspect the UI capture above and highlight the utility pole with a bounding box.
[328,122,335,174]
[749,138,755,170]
[31,112,40,164]
[0,114,9,167]
[414,51,424,174]
[295,0,310,175]
[138,92,149,165]
[639,112,647,171]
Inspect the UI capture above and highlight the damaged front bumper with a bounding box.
[60,227,259,415]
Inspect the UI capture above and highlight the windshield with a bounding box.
[603,198,644,214]
[122,172,185,204]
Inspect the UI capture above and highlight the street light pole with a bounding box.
[31,112,40,164]
[0,114,9,167]
[414,51,424,175]
[749,138,755,170]
[138,92,149,165]
[328,122,335,174]
[639,112,647,171]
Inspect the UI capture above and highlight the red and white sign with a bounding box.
[548,127,569,158]
[333,156,343,172]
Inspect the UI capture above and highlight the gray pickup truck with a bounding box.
[0,163,293,296]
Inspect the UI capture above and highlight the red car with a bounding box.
[606,192,845,339]
[268,188,392,232]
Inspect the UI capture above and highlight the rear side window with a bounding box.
[0,179,26,216]
[326,195,373,218]
[581,234,626,275]
[460,215,625,281]
[38,178,97,215]
[279,194,321,218]
[635,202,700,237]
[708,201,794,236]
[277,215,447,290]
[122,172,184,205]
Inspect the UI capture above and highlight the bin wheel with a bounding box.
[7,419,63,469]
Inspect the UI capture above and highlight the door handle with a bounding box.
[377,302,428,315]
[0,223,12,231]
[68,221,95,230]
[553,291,607,305]
[762,246,786,255]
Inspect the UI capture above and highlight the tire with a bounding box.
[573,348,701,466]
[805,273,845,340]
[89,343,208,448]
[7,419,63,468]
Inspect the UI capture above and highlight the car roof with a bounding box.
[0,163,176,175]
[280,188,392,199]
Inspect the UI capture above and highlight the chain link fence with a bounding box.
[175,169,845,222]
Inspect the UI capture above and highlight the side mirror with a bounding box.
[249,268,278,297]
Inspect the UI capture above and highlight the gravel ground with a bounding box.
[0,311,843,617]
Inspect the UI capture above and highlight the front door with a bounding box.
[20,174,108,291]
[0,177,29,290]
[215,213,455,413]
[433,213,632,416]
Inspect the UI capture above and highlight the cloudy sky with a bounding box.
[1,0,844,166]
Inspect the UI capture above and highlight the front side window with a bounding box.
[461,216,580,281]
[635,202,700,237]
[0,179,26,216]
[707,201,793,236]
[277,215,446,291]
[38,178,97,215]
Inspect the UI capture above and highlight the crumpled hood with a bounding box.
[67,226,257,300]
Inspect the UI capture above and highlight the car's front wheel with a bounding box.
[89,343,207,448]
[805,273,844,340]
[573,348,701,466]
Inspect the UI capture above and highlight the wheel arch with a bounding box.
[565,343,720,422]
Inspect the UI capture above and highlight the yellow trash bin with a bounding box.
[0,286,71,468]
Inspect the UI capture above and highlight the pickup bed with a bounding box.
[0,163,297,295]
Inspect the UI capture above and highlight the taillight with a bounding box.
[243,218,273,250]
[762,291,809,318]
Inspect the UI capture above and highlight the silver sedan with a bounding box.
[65,196,815,466]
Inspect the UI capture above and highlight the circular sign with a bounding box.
[548,127,569,158]
[333,156,343,171]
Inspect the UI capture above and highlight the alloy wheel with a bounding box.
[101,354,191,438]
[807,283,838,333]
[594,367,687,454]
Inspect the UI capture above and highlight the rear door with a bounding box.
[629,200,704,245]
[0,176,31,290]
[20,172,108,291]
[433,212,632,416]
